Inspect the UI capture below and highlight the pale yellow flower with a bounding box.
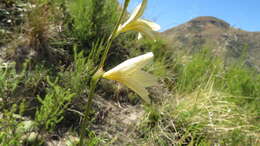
[117,0,160,40]
[103,52,157,103]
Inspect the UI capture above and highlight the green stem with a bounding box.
[78,78,97,145]
[78,1,130,145]
[99,0,130,68]
[78,68,104,145]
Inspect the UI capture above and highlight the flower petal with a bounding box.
[119,20,159,40]
[102,52,157,104]
[121,77,151,103]
[137,33,143,40]
[139,19,161,31]
[117,0,148,34]
[135,25,157,40]
[125,0,147,25]
[103,52,154,76]
[129,70,158,87]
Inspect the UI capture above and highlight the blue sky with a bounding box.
[118,0,260,32]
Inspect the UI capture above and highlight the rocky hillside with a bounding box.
[161,16,260,71]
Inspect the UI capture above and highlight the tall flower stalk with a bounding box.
[78,0,160,145]
[78,1,130,145]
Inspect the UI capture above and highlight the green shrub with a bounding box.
[60,41,103,94]
[220,63,260,113]
[0,63,25,105]
[35,76,75,130]
[0,102,27,146]
[67,0,119,47]
[223,64,260,97]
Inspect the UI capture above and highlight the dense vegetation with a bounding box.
[0,0,259,145]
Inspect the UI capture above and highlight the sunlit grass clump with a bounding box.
[138,85,259,145]
[136,49,260,145]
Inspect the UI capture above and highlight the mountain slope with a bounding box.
[161,16,260,71]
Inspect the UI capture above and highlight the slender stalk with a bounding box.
[99,0,130,68]
[78,1,130,145]
[78,76,98,146]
